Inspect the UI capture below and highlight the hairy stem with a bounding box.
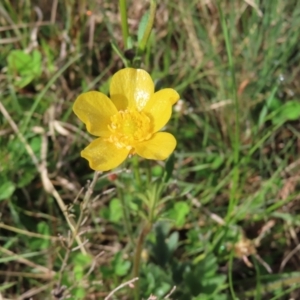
[133,223,152,300]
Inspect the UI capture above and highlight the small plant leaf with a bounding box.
[169,201,190,227]
[7,49,42,88]
[113,252,131,276]
[0,181,16,200]
[272,101,300,125]
[109,198,123,223]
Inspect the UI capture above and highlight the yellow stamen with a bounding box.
[107,109,152,149]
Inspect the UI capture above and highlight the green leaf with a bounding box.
[74,264,84,280]
[272,101,300,125]
[7,50,32,73]
[258,86,278,127]
[109,198,123,223]
[141,263,172,297]
[166,231,179,254]
[7,49,42,88]
[184,253,226,297]
[8,50,41,76]
[211,155,224,170]
[0,282,16,291]
[100,265,114,278]
[152,165,163,177]
[73,287,86,298]
[112,252,131,276]
[30,136,42,155]
[0,181,16,200]
[164,153,175,182]
[169,201,190,227]
[115,259,131,276]
[17,167,36,188]
[37,221,50,250]
[73,253,92,280]
[74,253,92,265]
[138,12,150,43]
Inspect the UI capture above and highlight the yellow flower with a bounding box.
[73,68,179,171]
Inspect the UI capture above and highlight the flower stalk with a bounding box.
[132,156,142,189]
[133,222,152,300]
[117,184,135,246]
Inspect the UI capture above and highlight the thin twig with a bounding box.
[0,21,51,32]
[50,0,58,23]
[254,254,272,274]
[164,286,176,299]
[17,283,52,300]
[0,270,53,279]
[280,243,300,272]
[104,277,139,300]
[0,223,62,241]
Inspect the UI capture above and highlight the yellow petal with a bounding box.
[81,138,130,171]
[110,68,154,111]
[73,91,118,136]
[160,88,180,105]
[135,132,176,160]
[142,89,175,132]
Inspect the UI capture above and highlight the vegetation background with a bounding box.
[1,0,300,299]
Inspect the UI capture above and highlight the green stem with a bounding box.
[137,0,157,54]
[119,0,129,49]
[117,185,134,246]
[145,160,152,187]
[217,2,240,221]
[133,223,152,300]
[132,156,142,189]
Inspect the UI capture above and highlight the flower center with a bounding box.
[107,109,152,149]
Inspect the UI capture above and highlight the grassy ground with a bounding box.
[1,0,300,299]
